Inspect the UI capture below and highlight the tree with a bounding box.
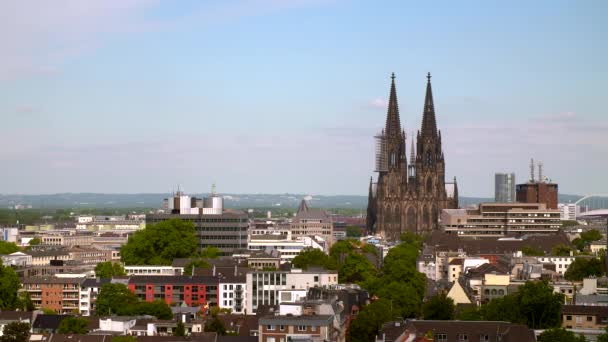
[95,261,126,278]
[0,261,21,310]
[41,308,57,314]
[0,241,19,255]
[522,245,545,256]
[346,226,362,238]
[339,253,377,283]
[572,238,586,252]
[57,317,89,334]
[28,237,41,246]
[200,247,221,259]
[565,258,603,281]
[552,244,572,256]
[132,300,173,319]
[174,321,186,336]
[597,326,608,342]
[184,259,210,275]
[204,315,226,335]
[581,229,602,242]
[537,328,586,342]
[422,293,455,320]
[292,249,336,270]
[516,281,564,329]
[17,292,35,311]
[1,322,30,342]
[96,283,138,316]
[120,218,198,265]
[348,299,397,342]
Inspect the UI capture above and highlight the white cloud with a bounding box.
[368,98,387,109]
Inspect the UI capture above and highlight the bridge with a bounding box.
[575,194,608,218]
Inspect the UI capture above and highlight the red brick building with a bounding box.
[128,276,218,308]
[516,182,558,209]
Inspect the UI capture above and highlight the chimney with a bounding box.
[213,265,216,277]
[538,161,543,183]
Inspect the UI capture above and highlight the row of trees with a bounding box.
[96,283,173,318]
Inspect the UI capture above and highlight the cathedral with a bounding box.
[366,73,458,240]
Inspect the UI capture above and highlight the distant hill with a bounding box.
[0,193,584,210]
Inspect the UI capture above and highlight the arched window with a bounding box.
[498,289,504,295]
[425,150,432,165]
[407,207,417,233]
[491,289,497,295]
[423,206,430,227]
[426,177,433,195]
[484,289,490,295]
[390,152,396,166]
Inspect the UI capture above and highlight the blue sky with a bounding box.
[0,0,606,197]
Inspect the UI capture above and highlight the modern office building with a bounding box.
[441,202,561,237]
[558,203,580,221]
[147,188,249,256]
[245,268,339,314]
[495,173,516,203]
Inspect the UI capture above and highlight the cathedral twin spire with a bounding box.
[384,72,438,169]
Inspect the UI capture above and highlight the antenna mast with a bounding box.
[530,158,535,183]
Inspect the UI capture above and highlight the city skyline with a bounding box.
[1,1,606,197]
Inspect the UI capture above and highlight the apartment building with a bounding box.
[258,315,334,342]
[246,268,339,314]
[127,275,219,308]
[218,274,246,314]
[562,305,608,330]
[22,277,83,314]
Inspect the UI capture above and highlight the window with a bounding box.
[458,334,468,341]
[314,276,319,282]
[576,316,583,323]
[480,335,489,342]
[566,315,572,321]
[267,325,275,331]
[280,325,285,331]
[436,334,447,342]
[267,338,275,342]
[587,316,593,322]
[298,325,306,331]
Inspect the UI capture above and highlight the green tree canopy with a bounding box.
[565,257,604,281]
[199,247,221,259]
[97,283,173,318]
[120,218,198,265]
[174,321,186,337]
[0,261,21,310]
[522,245,545,256]
[1,322,31,342]
[597,326,608,342]
[95,262,126,278]
[346,226,362,238]
[459,281,564,329]
[292,249,336,270]
[0,241,19,255]
[204,315,227,335]
[422,293,455,320]
[537,328,586,342]
[581,229,602,242]
[348,299,397,342]
[96,283,138,316]
[184,259,210,275]
[28,237,41,246]
[552,244,573,256]
[57,317,89,334]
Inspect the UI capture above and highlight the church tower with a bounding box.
[369,73,458,240]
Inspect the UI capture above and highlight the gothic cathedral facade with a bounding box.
[367,73,458,240]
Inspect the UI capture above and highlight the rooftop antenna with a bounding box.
[530,158,535,183]
[538,161,543,183]
[211,183,217,196]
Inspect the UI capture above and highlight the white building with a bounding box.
[558,203,580,221]
[248,233,325,263]
[536,255,576,276]
[218,275,246,314]
[1,228,19,243]
[80,278,111,316]
[245,268,338,314]
[124,265,179,276]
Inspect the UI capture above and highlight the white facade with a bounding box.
[218,281,246,314]
[558,203,580,221]
[1,252,32,267]
[124,265,178,276]
[1,227,19,243]
[537,256,575,276]
[248,234,324,263]
[245,269,339,314]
